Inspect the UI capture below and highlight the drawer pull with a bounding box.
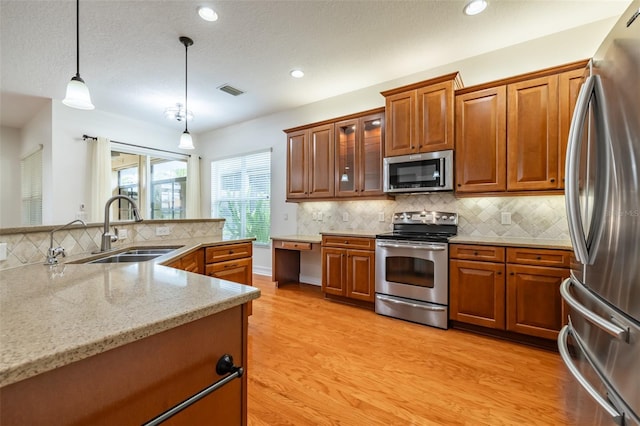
[224,263,237,268]
[474,251,478,256]
[142,354,244,426]
[536,256,542,260]
[228,250,234,254]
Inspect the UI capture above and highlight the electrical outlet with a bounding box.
[312,212,318,220]
[378,212,385,222]
[317,212,323,221]
[342,212,349,222]
[119,229,128,239]
[0,243,7,261]
[501,212,512,225]
[156,226,170,236]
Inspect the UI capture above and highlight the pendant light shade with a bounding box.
[63,0,94,110]
[178,36,195,150]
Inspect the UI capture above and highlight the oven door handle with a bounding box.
[376,242,446,251]
[376,295,446,312]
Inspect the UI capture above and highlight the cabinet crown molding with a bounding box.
[380,72,463,97]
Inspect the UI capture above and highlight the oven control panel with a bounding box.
[392,211,458,225]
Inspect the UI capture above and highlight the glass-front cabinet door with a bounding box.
[335,112,384,197]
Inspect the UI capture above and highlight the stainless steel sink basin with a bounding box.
[78,246,184,264]
[88,254,164,264]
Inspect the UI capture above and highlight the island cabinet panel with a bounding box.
[0,306,248,426]
[321,236,375,305]
[454,86,507,192]
[170,248,204,274]
[506,75,559,191]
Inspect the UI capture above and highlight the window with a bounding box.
[21,146,43,225]
[112,150,187,220]
[211,149,271,245]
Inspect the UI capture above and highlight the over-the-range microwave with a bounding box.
[383,149,454,193]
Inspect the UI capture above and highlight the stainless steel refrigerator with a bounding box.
[558,1,640,425]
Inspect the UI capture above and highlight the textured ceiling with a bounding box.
[0,0,630,132]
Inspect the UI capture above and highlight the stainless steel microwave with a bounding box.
[383,150,454,193]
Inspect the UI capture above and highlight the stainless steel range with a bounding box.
[375,211,458,329]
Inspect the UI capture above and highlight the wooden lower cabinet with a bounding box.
[205,242,254,315]
[449,259,505,329]
[167,248,204,274]
[321,236,375,304]
[449,244,571,342]
[0,306,248,425]
[506,264,567,340]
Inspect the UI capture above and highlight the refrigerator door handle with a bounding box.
[565,75,594,265]
[560,278,630,342]
[558,326,624,425]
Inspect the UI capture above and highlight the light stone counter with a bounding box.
[0,237,260,388]
[320,230,378,238]
[450,236,573,250]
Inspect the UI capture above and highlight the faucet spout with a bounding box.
[98,195,144,253]
[46,219,87,265]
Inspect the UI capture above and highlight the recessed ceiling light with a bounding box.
[464,0,487,16]
[290,69,305,78]
[198,6,218,22]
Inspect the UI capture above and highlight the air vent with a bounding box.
[218,84,245,96]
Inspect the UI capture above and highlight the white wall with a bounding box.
[0,126,21,227]
[197,17,617,278]
[48,101,203,224]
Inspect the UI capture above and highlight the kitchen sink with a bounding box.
[87,254,165,264]
[76,246,183,264]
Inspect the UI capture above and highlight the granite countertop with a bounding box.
[320,230,379,238]
[0,237,260,388]
[450,236,573,250]
[271,234,322,243]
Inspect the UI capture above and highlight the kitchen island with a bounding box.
[0,238,260,425]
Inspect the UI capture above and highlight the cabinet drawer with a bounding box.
[450,244,505,262]
[277,241,312,251]
[206,257,252,276]
[322,235,375,250]
[506,247,572,268]
[205,242,253,263]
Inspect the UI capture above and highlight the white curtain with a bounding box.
[186,155,201,218]
[90,137,112,222]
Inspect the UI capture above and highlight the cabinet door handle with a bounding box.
[550,178,556,183]
[497,271,502,275]
[509,272,514,276]
[142,354,244,426]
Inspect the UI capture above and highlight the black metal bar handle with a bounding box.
[142,354,244,426]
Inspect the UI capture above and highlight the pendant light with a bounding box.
[62,0,94,110]
[178,36,195,150]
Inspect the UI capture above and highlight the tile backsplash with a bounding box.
[297,194,569,240]
[0,220,223,270]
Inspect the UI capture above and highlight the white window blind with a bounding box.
[21,146,43,225]
[211,149,271,244]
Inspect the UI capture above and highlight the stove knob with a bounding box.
[435,216,441,220]
[441,215,448,220]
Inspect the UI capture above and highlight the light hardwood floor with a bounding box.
[247,275,581,425]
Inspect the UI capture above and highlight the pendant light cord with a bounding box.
[184,41,189,133]
[75,0,80,77]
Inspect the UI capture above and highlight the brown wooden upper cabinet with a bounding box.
[381,72,462,157]
[335,112,384,197]
[285,108,387,202]
[286,123,335,200]
[454,61,588,195]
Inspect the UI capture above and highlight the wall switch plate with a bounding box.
[342,212,349,222]
[378,212,385,222]
[156,226,170,236]
[0,243,7,261]
[317,212,323,221]
[312,212,318,220]
[119,229,128,239]
[501,212,512,225]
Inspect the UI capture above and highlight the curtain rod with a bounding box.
[82,134,198,158]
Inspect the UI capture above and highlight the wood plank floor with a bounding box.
[247,275,581,425]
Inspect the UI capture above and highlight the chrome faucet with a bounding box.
[98,195,143,253]
[46,219,87,265]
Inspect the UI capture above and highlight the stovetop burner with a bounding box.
[376,210,458,242]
